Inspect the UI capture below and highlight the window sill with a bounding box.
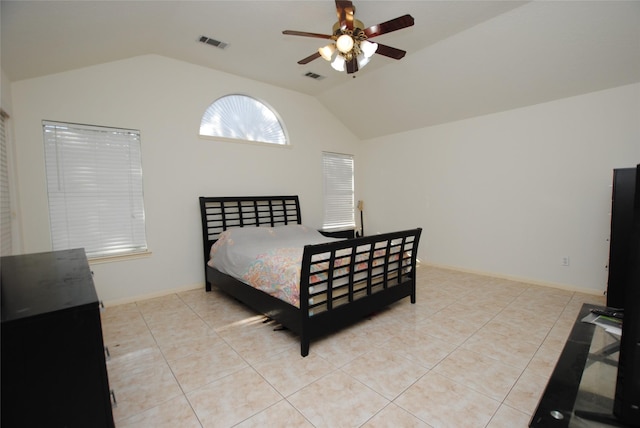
[88,250,152,265]
[198,135,292,149]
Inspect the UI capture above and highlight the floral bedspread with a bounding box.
[208,225,340,307]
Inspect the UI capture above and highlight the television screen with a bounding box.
[608,167,636,308]
[613,163,640,425]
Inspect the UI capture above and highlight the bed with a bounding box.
[199,195,422,356]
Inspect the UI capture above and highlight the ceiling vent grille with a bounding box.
[199,36,228,49]
[304,71,325,80]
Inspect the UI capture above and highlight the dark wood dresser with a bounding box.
[1,248,115,428]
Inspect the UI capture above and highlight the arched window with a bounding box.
[199,94,288,145]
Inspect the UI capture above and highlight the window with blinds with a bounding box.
[43,121,147,258]
[322,151,355,231]
[1,110,11,256]
[199,94,288,145]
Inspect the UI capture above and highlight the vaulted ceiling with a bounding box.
[2,1,639,140]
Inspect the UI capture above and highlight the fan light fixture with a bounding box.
[283,2,414,75]
[317,26,378,73]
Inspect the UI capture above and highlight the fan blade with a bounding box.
[298,52,321,65]
[346,57,358,74]
[283,30,333,40]
[364,14,415,38]
[335,0,355,30]
[374,43,406,60]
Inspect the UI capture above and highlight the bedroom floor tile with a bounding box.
[486,404,531,428]
[116,395,201,428]
[461,328,541,370]
[158,330,225,362]
[216,318,299,364]
[341,347,429,400]
[109,358,183,423]
[310,328,374,367]
[101,265,606,427]
[235,400,314,427]
[186,367,282,427]
[361,403,431,427]
[287,370,389,427]
[431,348,522,402]
[252,349,338,397]
[395,371,501,428]
[379,329,456,369]
[503,368,551,416]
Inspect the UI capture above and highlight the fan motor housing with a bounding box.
[332,19,365,34]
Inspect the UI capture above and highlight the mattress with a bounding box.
[208,225,340,307]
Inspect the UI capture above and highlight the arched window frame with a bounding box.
[199,94,289,147]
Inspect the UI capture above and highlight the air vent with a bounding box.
[304,71,325,80]
[199,36,228,49]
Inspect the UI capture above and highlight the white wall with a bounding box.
[361,83,640,293]
[1,69,11,114]
[10,55,362,304]
[9,54,640,301]
[1,67,23,255]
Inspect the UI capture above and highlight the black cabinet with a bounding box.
[607,168,636,308]
[1,249,114,428]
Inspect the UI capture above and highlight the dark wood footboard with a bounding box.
[298,229,421,356]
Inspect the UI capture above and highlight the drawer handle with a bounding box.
[110,389,117,407]
[104,346,110,361]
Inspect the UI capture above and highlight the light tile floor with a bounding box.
[101,265,605,427]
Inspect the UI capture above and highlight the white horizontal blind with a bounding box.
[322,152,355,231]
[1,111,11,256]
[43,121,147,258]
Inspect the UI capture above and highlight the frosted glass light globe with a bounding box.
[318,44,336,61]
[360,40,378,58]
[336,34,354,53]
[331,55,346,71]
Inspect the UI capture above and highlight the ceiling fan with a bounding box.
[282,0,415,74]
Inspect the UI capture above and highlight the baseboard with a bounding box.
[103,263,605,307]
[103,282,204,307]
[422,262,606,297]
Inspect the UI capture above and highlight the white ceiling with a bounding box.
[2,0,639,140]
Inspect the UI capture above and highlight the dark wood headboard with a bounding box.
[199,195,302,267]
